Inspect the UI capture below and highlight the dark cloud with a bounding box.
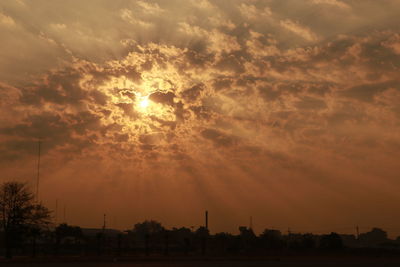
[181,83,205,101]
[149,91,175,106]
[201,128,238,148]
[341,80,400,102]
[295,96,327,110]
[0,111,100,159]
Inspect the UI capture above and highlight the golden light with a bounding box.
[139,97,149,109]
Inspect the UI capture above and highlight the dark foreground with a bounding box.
[1,257,400,267]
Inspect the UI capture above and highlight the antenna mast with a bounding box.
[36,140,41,202]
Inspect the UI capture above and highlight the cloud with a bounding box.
[280,19,319,42]
[201,128,238,148]
[310,0,351,9]
[120,8,153,28]
[340,80,400,102]
[0,12,16,27]
[238,3,272,20]
[136,0,164,15]
[382,33,400,55]
[1,0,400,234]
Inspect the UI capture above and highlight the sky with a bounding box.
[0,0,400,236]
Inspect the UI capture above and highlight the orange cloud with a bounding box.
[1,0,400,235]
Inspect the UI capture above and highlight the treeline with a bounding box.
[2,220,400,258]
[1,181,400,258]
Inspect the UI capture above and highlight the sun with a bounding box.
[139,97,149,109]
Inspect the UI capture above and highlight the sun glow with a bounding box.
[139,97,149,109]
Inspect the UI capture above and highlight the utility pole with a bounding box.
[205,210,208,230]
[356,225,360,239]
[55,199,58,225]
[36,140,41,202]
[103,214,106,232]
[63,204,66,223]
[202,210,208,256]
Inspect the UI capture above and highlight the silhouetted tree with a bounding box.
[170,227,192,255]
[214,232,232,254]
[301,233,316,249]
[0,181,51,258]
[260,229,284,250]
[117,233,123,256]
[163,229,169,256]
[132,220,164,255]
[195,226,209,237]
[358,228,388,246]
[319,232,343,250]
[133,220,164,238]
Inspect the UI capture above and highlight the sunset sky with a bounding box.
[1,0,399,236]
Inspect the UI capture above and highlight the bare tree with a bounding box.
[0,181,51,258]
